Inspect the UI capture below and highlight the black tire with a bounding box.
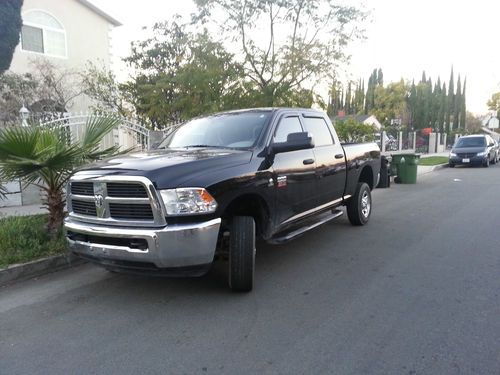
[228,216,255,292]
[347,182,372,226]
[449,163,455,168]
[483,158,490,168]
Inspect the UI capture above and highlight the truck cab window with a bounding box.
[274,117,303,143]
[302,117,334,147]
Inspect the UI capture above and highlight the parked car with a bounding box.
[449,134,498,167]
[64,108,381,292]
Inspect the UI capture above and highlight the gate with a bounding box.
[38,113,152,151]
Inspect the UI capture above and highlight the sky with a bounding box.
[91,0,500,115]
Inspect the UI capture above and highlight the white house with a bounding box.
[9,0,121,112]
[481,113,499,130]
[1,0,121,208]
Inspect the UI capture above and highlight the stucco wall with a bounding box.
[9,0,115,112]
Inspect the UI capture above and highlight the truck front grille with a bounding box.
[72,200,97,216]
[68,178,164,226]
[107,183,148,198]
[71,182,94,196]
[109,203,154,220]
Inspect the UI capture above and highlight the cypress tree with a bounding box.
[440,83,447,132]
[454,75,462,129]
[377,68,384,86]
[421,71,427,84]
[460,78,467,129]
[345,82,352,115]
[0,0,24,74]
[446,67,455,131]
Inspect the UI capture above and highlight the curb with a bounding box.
[418,163,449,175]
[428,163,449,172]
[0,253,86,287]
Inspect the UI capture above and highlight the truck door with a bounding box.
[271,114,317,226]
[302,115,347,205]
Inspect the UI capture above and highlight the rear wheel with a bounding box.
[347,182,372,226]
[228,216,255,292]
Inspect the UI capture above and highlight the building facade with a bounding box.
[9,0,121,112]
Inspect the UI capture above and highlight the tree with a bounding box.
[124,21,244,126]
[370,80,410,128]
[0,0,23,74]
[0,115,122,235]
[194,0,366,107]
[0,59,84,125]
[487,92,500,119]
[446,67,455,131]
[460,78,466,129]
[81,62,132,117]
[453,75,461,129]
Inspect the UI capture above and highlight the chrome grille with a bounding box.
[71,182,94,196]
[68,176,165,227]
[72,200,97,216]
[109,203,153,220]
[457,153,476,158]
[107,183,148,198]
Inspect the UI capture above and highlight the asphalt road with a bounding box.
[1,165,500,375]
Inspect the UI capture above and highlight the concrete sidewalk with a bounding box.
[0,204,47,218]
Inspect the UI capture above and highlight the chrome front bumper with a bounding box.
[64,217,221,269]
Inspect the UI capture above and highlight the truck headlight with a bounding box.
[449,152,456,157]
[159,188,217,215]
[477,151,487,156]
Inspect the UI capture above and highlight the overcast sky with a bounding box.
[91,0,500,114]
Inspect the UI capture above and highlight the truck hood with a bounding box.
[76,147,253,189]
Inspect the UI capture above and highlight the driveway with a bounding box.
[1,166,499,374]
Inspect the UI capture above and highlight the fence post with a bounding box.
[412,132,417,150]
[398,131,403,151]
[443,133,447,149]
[381,131,387,153]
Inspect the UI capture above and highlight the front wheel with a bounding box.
[347,182,372,226]
[228,216,255,292]
[483,158,490,168]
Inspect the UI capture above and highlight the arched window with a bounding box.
[21,10,67,58]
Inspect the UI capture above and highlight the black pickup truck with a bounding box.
[65,108,381,291]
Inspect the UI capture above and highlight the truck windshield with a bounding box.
[158,112,271,149]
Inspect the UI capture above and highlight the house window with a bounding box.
[21,10,67,58]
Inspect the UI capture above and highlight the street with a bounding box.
[1,166,499,375]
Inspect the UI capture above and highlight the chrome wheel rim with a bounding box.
[361,190,371,218]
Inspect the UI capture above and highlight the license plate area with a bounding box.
[462,158,470,163]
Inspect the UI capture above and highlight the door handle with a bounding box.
[335,154,344,159]
[303,158,315,165]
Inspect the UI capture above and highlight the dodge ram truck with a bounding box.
[64,108,381,292]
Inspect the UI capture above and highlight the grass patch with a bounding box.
[0,214,66,268]
[419,156,449,166]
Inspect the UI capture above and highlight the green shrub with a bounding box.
[0,214,66,268]
[334,118,376,143]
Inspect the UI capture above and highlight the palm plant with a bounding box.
[0,115,123,236]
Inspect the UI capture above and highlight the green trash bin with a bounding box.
[397,153,420,184]
[390,154,404,177]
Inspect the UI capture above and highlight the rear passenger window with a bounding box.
[302,117,334,147]
[274,116,303,143]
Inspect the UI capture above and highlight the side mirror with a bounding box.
[271,132,314,154]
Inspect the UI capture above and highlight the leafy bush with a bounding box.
[334,118,376,143]
[0,214,66,268]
